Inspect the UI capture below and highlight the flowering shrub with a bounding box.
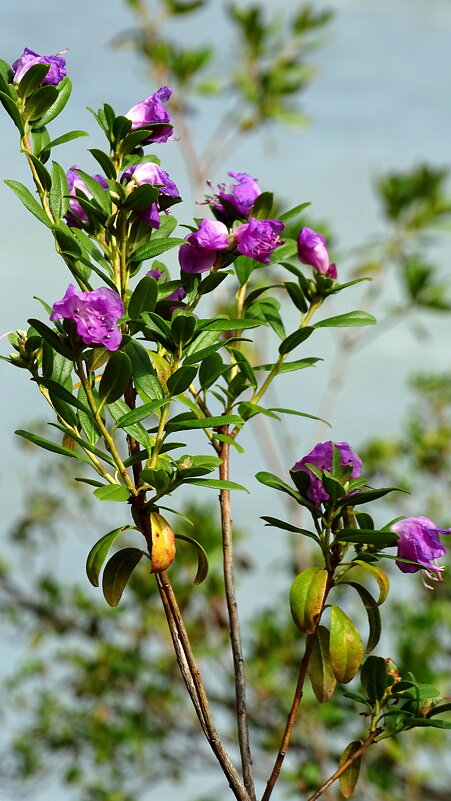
[1,46,450,801]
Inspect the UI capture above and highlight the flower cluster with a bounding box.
[50,285,124,351]
[12,47,67,86]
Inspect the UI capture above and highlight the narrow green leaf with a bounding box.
[343,582,382,653]
[130,238,185,263]
[261,516,321,544]
[315,311,376,328]
[361,656,389,704]
[308,626,336,702]
[254,357,321,373]
[89,148,117,180]
[15,429,90,463]
[290,567,328,634]
[128,275,158,319]
[27,153,51,191]
[329,605,364,683]
[35,76,72,126]
[199,317,262,332]
[125,340,163,401]
[352,560,390,605]
[102,547,146,607]
[35,377,91,415]
[28,317,73,359]
[49,161,70,219]
[24,85,58,121]
[333,529,398,547]
[278,327,314,355]
[86,526,131,587]
[279,201,311,223]
[184,478,248,492]
[0,89,24,133]
[40,129,88,155]
[93,484,130,502]
[175,533,209,584]
[114,399,169,428]
[167,414,243,432]
[98,351,132,405]
[167,365,198,395]
[5,180,51,226]
[339,741,362,798]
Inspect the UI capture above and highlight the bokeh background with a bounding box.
[1,1,451,800]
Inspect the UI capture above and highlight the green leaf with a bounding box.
[23,85,58,122]
[250,190,273,219]
[93,484,130,502]
[102,547,146,607]
[329,606,363,683]
[175,533,209,584]
[333,529,398,547]
[171,313,197,347]
[15,429,90,463]
[49,161,70,219]
[36,377,91,415]
[34,76,72,126]
[199,317,262,332]
[130,238,185,263]
[27,153,51,191]
[89,148,117,180]
[279,201,310,223]
[0,89,24,133]
[166,414,243,432]
[255,471,305,504]
[254,357,321,373]
[114,399,169,428]
[261,516,321,544]
[28,317,73,359]
[74,168,111,214]
[123,184,159,211]
[40,129,88,155]
[269,406,330,426]
[308,626,336,702]
[98,351,132,405]
[17,63,50,97]
[340,582,381,653]
[125,340,163,402]
[184,478,248,492]
[290,567,328,634]
[352,560,390,605]
[86,526,131,587]
[167,365,198,395]
[278,327,314,355]
[337,487,405,508]
[361,656,388,705]
[315,311,376,328]
[5,180,51,226]
[339,741,362,798]
[128,275,158,319]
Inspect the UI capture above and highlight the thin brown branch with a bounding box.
[260,633,316,801]
[156,571,250,801]
[305,730,381,801]
[219,438,256,801]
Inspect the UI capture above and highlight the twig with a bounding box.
[260,633,316,801]
[219,438,256,801]
[156,571,250,801]
[305,730,381,801]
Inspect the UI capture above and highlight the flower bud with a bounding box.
[150,512,176,572]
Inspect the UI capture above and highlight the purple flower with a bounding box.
[297,227,337,279]
[50,284,124,352]
[179,219,230,274]
[121,162,180,229]
[146,269,186,316]
[12,47,67,86]
[391,516,451,587]
[209,172,261,222]
[292,441,362,507]
[125,87,173,144]
[234,217,285,264]
[65,166,108,228]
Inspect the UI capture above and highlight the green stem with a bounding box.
[75,356,138,495]
[148,400,171,469]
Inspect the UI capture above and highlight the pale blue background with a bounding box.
[1,1,451,798]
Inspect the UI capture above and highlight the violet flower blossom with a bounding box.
[234,217,285,264]
[147,270,186,316]
[179,220,230,274]
[50,284,124,351]
[297,227,337,279]
[125,87,173,144]
[12,48,67,86]
[390,516,451,588]
[121,162,180,229]
[292,441,362,507]
[65,166,108,228]
[208,171,261,223]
